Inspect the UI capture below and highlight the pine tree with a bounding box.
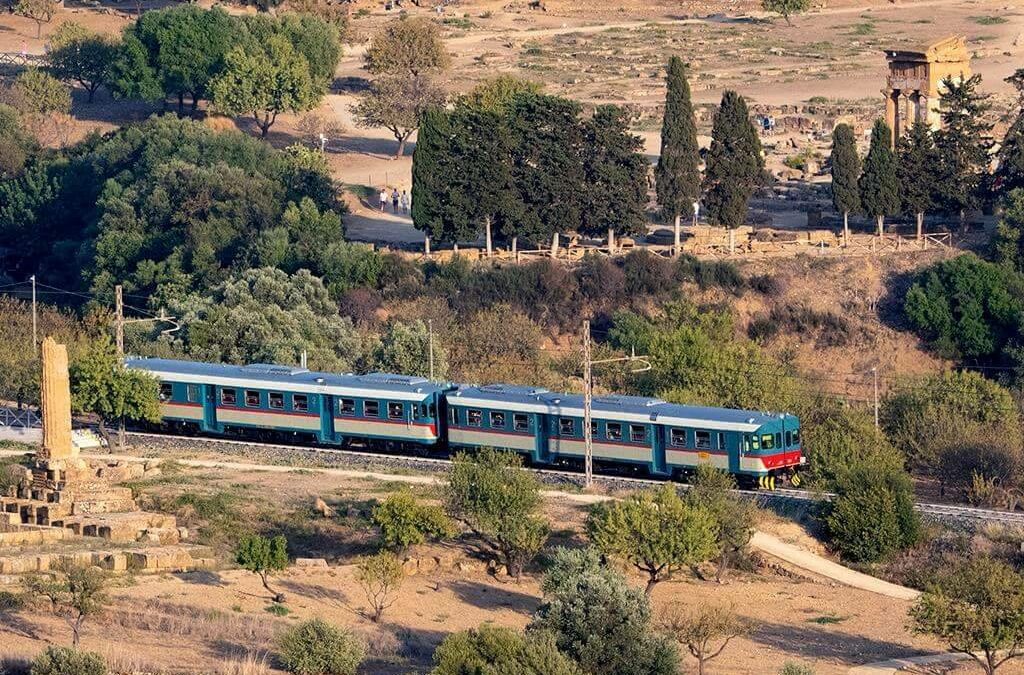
[934,74,993,231]
[656,56,701,256]
[703,90,764,249]
[830,123,861,244]
[995,69,1024,198]
[582,104,649,254]
[897,123,940,240]
[859,119,900,236]
[411,107,458,252]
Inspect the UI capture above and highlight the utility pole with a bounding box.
[114,284,124,357]
[428,319,434,381]
[872,366,879,429]
[30,275,37,354]
[581,320,651,489]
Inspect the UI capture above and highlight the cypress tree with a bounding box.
[995,69,1024,198]
[582,104,649,254]
[897,123,940,240]
[934,74,993,230]
[411,107,458,251]
[859,119,900,236]
[655,56,701,256]
[830,123,861,244]
[703,90,764,248]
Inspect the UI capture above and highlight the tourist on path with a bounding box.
[401,190,410,214]
[392,189,400,213]
[379,188,388,211]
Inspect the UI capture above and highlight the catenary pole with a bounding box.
[30,275,37,354]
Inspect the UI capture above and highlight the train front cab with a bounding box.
[738,417,804,489]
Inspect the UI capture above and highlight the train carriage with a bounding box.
[125,358,453,449]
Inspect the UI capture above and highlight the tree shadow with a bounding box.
[278,578,353,607]
[0,611,42,640]
[378,622,449,668]
[444,579,539,614]
[875,266,918,332]
[172,570,227,587]
[749,620,928,664]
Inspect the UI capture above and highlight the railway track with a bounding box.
[120,431,1024,526]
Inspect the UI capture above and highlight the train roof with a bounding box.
[448,384,795,433]
[125,358,452,401]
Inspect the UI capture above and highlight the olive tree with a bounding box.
[234,534,289,603]
[355,551,403,623]
[15,0,58,38]
[444,448,549,578]
[431,624,581,675]
[587,484,718,594]
[661,604,748,675]
[24,562,109,647]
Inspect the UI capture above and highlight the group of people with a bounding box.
[379,187,410,214]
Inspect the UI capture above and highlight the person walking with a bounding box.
[391,188,400,213]
[400,190,410,214]
[379,188,388,211]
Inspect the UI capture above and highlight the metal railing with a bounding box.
[0,406,41,429]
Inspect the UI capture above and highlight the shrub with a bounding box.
[30,647,106,675]
[576,252,626,307]
[336,287,382,325]
[622,249,676,295]
[371,491,454,551]
[0,590,25,612]
[235,534,289,602]
[431,624,581,675]
[825,462,920,563]
[677,256,746,294]
[355,551,404,623]
[779,663,816,675]
[748,272,784,296]
[278,619,365,675]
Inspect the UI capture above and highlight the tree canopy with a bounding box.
[702,90,764,228]
[656,56,701,225]
[364,16,450,77]
[46,22,119,103]
[934,74,993,223]
[431,624,582,675]
[859,119,900,235]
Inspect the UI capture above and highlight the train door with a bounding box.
[320,394,335,444]
[651,424,667,476]
[536,413,551,465]
[202,384,217,432]
[727,431,739,474]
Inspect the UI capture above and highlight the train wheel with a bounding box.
[790,473,802,488]
[757,475,777,491]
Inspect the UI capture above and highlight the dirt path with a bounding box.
[847,652,971,674]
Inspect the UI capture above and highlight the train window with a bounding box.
[590,421,598,437]
[245,390,260,407]
[338,398,355,416]
[220,388,236,406]
[751,435,761,450]
[269,392,284,409]
[419,403,428,418]
[364,400,379,417]
[670,428,686,447]
[792,429,800,445]
[429,403,437,418]
[467,409,482,427]
[159,383,172,401]
[293,394,309,412]
[388,402,404,419]
[606,423,622,440]
[775,433,782,449]
[630,425,646,443]
[449,407,458,424]
[760,434,774,450]
[785,431,793,447]
[695,430,712,450]
[718,432,726,450]
[559,418,575,436]
[187,384,201,403]
[489,411,505,428]
[514,413,529,432]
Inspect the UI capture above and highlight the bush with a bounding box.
[355,551,404,623]
[825,462,920,563]
[431,624,581,675]
[779,663,815,675]
[371,491,454,550]
[576,252,626,307]
[336,287,382,325]
[622,249,676,295]
[748,272,784,296]
[677,256,747,294]
[30,647,106,675]
[748,305,852,347]
[0,590,25,612]
[278,619,365,675]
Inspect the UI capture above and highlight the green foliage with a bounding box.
[371,490,455,550]
[14,0,57,37]
[445,448,549,578]
[431,624,581,675]
[794,396,902,489]
[364,16,450,77]
[10,68,71,118]
[779,663,816,675]
[994,189,1024,273]
[530,547,679,675]
[235,533,289,601]
[69,337,161,447]
[46,23,119,103]
[830,124,861,221]
[355,551,403,623]
[24,563,109,647]
[162,268,364,372]
[881,370,1021,473]
[934,74,993,219]
[703,90,764,228]
[607,303,797,411]
[825,462,920,563]
[371,320,449,379]
[897,123,940,220]
[995,70,1024,196]
[0,103,36,177]
[661,604,748,675]
[911,557,1024,674]
[685,465,755,581]
[113,6,239,112]
[587,485,718,593]
[858,119,900,226]
[656,56,701,223]
[461,75,542,113]
[582,105,649,239]
[903,254,1024,365]
[353,74,447,157]
[29,647,106,675]
[278,619,365,675]
[761,0,811,23]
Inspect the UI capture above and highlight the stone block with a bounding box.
[295,558,328,568]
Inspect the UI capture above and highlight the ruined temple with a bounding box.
[882,36,970,145]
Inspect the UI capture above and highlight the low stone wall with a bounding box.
[0,524,69,547]
[0,545,213,577]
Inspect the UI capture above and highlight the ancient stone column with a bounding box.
[39,337,75,462]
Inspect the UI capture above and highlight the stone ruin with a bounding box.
[0,337,206,578]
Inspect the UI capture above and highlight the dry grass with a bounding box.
[217,651,272,675]
[101,599,279,647]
